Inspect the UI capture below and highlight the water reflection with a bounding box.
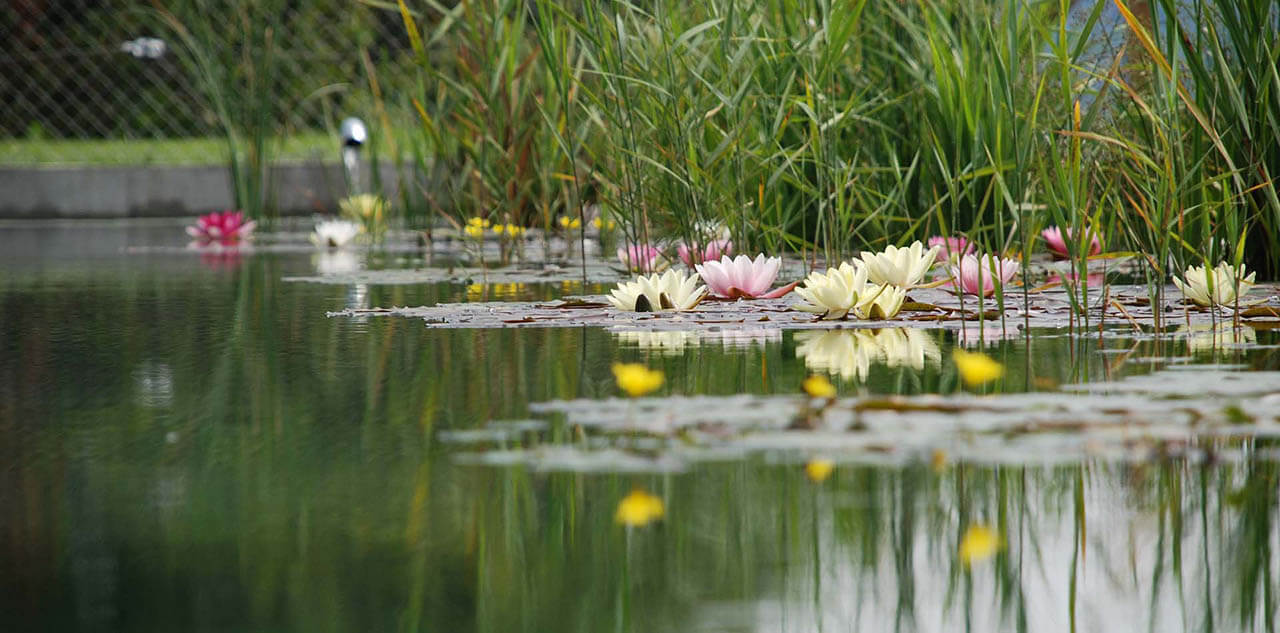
[613,329,698,354]
[311,249,362,275]
[1179,322,1258,353]
[2,229,1279,632]
[794,328,942,381]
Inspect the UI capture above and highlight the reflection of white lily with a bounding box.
[792,262,907,320]
[607,269,707,312]
[613,330,698,354]
[699,328,783,347]
[859,241,940,288]
[1173,262,1255,307]
[311,219,362,248]
[795,329,880,380]
[794,328,942,380]
[312,250,361,274]
[1179,323,1257,353]
[874,328,943,370]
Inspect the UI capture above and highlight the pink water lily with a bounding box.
[186,210,256,244]
[950,254,1021,297]
[1041,226,1102,259]
[677,239,733,266]
[617,244,664,272]
[927,235,976,262]
[695,254,796,299]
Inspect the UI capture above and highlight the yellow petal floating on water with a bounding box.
[805,459,834,483]
[952,349,1004,387]
[612,363,664,397]
[802,375,836,398]
[616,489,665,527]
[958,524,1002,566]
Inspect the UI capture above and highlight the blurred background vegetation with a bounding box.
[4,1,1279,278]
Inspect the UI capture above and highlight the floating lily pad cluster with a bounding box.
[445,368,1280,472]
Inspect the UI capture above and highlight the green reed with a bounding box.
[156,0,291,219]
[382,0,1280,290]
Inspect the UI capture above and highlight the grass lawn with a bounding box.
[0,133,338,166]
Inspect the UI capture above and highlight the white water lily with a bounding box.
[858,283,908,320]
[792,262,908,320]
[310,219,361,248]
[1173,262,1255,307]
[792,262,867,320]
[607,269,707,312]
[859,241,940,288]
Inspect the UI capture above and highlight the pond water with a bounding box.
[3,222,1279,632]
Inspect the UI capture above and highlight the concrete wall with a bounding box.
[0,162,401,218]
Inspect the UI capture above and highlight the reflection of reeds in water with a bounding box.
[794,329,942,381]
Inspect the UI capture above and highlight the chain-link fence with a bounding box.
[1,0,415,165]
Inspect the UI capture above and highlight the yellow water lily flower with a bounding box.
[606,270,707,312]
[859,241,940,288]
[959,525,1002,566]
[805,459,835,483]
[1173,262,1255,307]
[616,489,665,527]
[339,194,386,222]
[466,216,491,228]
[463,224,485,238]
[953,348,1004,386]
[612,363,664,397]
[493,223,525,237]
[801,374,837,398]
[592,216,617,231]
[558,216,582,229]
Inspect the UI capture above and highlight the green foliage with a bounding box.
[392,0,1280,279]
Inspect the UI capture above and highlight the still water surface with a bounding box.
[2,222,1278,632]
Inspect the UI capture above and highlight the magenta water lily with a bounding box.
[186,210,256,244]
